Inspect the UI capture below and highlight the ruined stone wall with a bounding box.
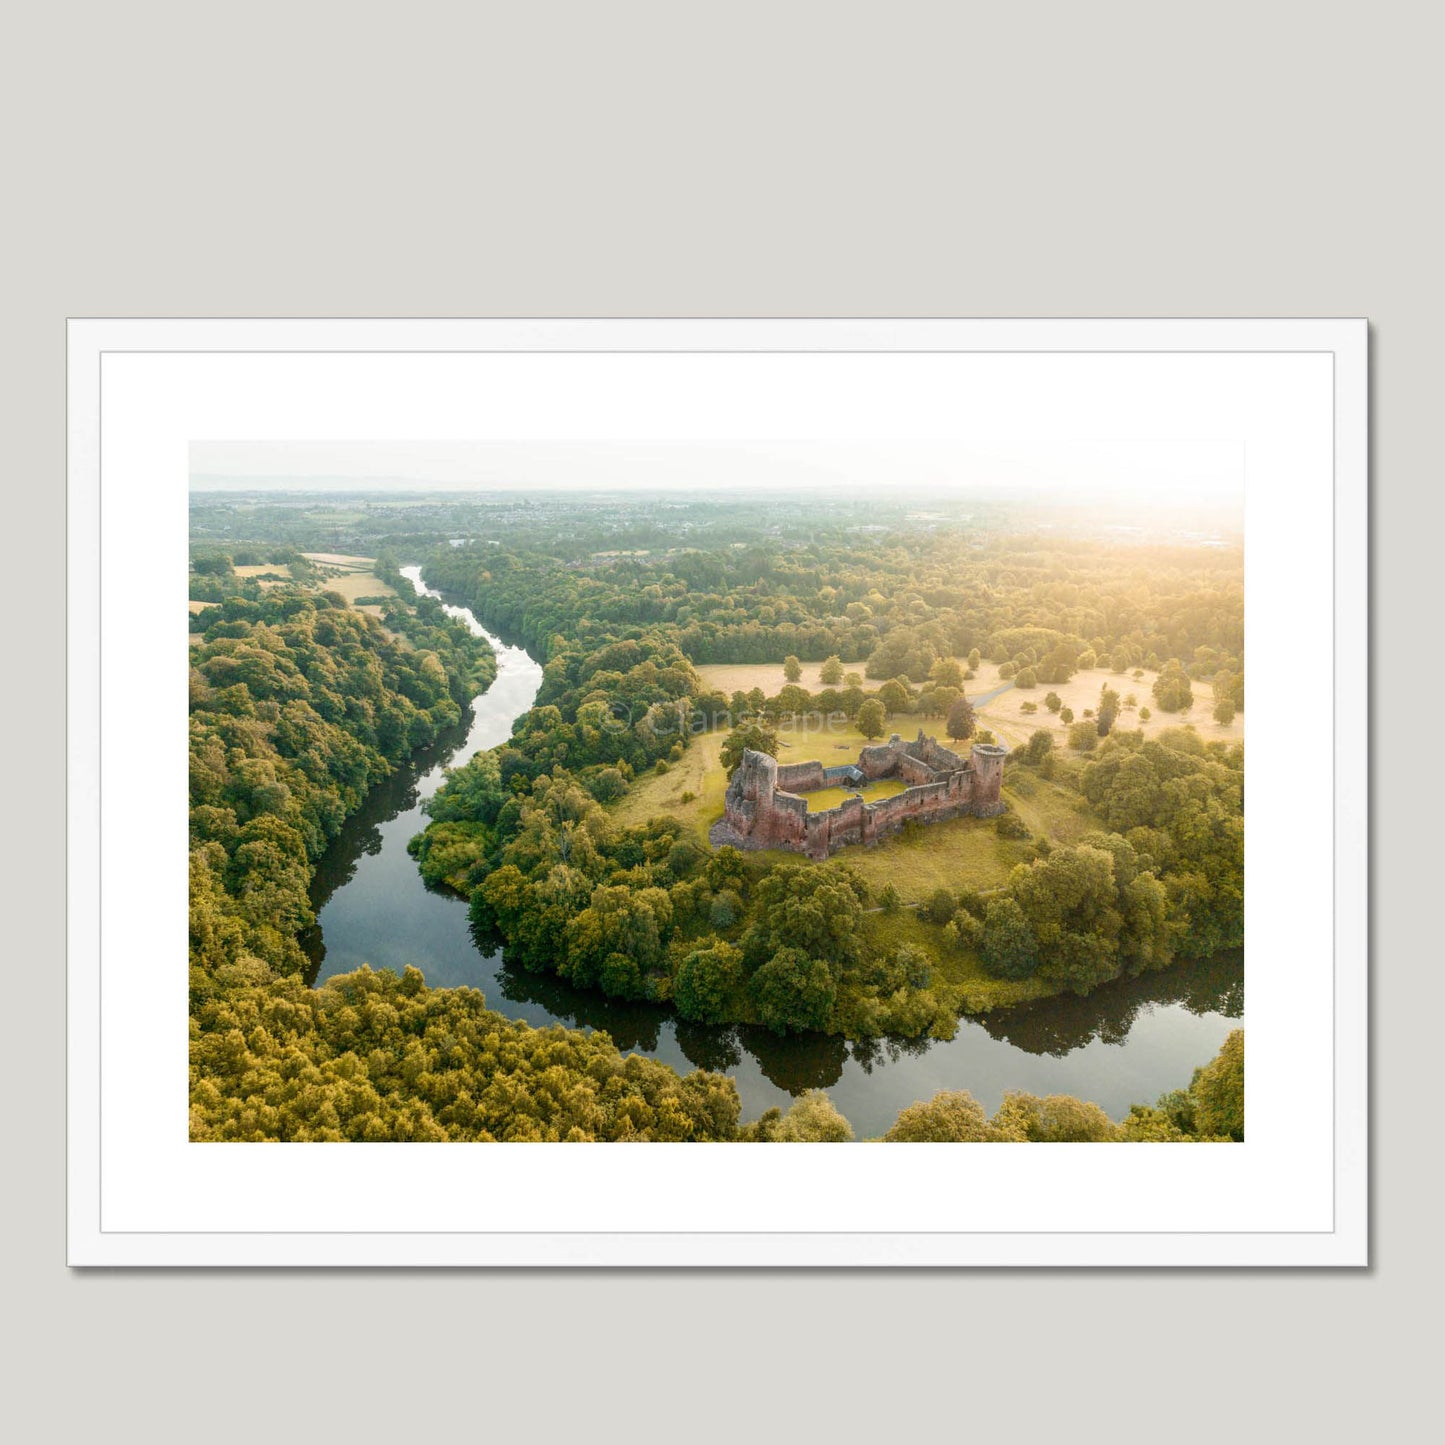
[710,736,1007,859]
[909,735,968,772]
[858,740,901,780]
[896,754,936,787]
[776,760,826,792]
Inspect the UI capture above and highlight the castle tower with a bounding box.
[736,748,777,809]
[970,742,1007,809]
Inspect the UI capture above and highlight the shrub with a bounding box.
[1022,729,1054,766]
[772,1090,854,1142]
[855,698,887,740]
[751,947,837,1035]
[924,887,956,925]
[1068,720,1099,752]
[884,1090,1004,1142]
[1191,1029,1244,1140]
[674,941,744,1024]
[708,888,744,929]
[945,695,976,740]
[995,811,1031,839]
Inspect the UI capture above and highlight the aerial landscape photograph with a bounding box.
[188,441,1245,1143]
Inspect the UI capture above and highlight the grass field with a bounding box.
[803,777,906,812]
[300,552,377,568]
[967,659,1243,751]
[317,570,395,603]
[608,709,1083,906]
[609,730,728,844]
[232,564,294,587]
[298,552,395,605]
[699,656,1242,753]
[694,661,863,695]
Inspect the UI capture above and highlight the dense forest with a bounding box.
[419,522,1244,677]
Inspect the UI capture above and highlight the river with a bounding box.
[305,566,1243,1138]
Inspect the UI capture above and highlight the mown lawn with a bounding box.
[803,778,907,812]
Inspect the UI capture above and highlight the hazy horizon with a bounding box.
[190,440,1244,509]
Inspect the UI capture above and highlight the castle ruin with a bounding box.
[710,731,1008,860]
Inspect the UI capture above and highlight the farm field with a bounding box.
[301,552,395,605]
[318,570,395,603]
[233,563,294,587]
[300,552,377,568]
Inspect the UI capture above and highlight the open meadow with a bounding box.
[301,552,395,608]
[696,656,1242,754]
[694,660,864,694]
[965,659,1242,751]
[610,705,1099,916]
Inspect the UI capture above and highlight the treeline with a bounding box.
[189,952,1242,1142]
[882,1028,1244,1142]
[189,589,494,982]
[423,530,1243,692]
[191,965,746,1141]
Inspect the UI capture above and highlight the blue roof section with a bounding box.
[822,764,865,784]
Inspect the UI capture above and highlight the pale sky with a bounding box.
[190,440,1244,506]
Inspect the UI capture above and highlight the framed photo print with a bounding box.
[67,317,1367,1265]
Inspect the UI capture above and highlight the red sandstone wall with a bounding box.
[776,760,826,792]
[717,736,1006,856]
[897,755,935,786]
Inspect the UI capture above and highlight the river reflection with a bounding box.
[975,952,1244,1057]
[307,568,1245,1136]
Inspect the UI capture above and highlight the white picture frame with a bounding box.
[67,317,1367,1267]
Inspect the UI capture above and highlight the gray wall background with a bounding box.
[5,2,1433,1438]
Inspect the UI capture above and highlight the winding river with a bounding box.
[304,566,1243,1138]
